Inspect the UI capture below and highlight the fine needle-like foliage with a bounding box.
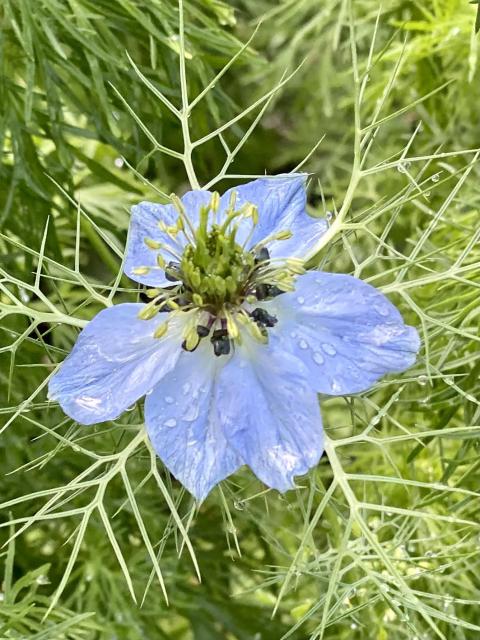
[1,1,479,638]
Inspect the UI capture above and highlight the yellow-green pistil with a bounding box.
[134,192,305,356]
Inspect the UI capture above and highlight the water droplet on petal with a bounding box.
[298,339,308,350]
[183,404,200,422]
[375,304,390,317]
[165,396,174,404]
[322,343,336,356]
[290,331,297,339]
[313,352,324,365]
[163,418,177,428]
[182,382,191,395]
[331,379,342,393]
[297,296,305,304]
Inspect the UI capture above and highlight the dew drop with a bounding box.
[322,343,337,356]
[163,418,177,428]
[165,395,174,404]
[375,304,390,317]
[182,382,191,395]
[233,500,244,511]
[326,210,333,221]
[297,296,305,304]
[417,374,428,386]
[313,352,324,365]
[431,173,440,183]
[397,161,411,173]
[298,339,308,350]
[331,379,341,393]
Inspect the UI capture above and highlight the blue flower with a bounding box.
[48,174,420,500]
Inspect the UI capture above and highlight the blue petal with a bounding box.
[48,304,185,425]
[217,341,323,492]
[145,344,242,501]
[266,271,420,395]
[124,191,212,287]
[219,174,327,259]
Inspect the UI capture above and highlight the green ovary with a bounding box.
[180,225,255,311]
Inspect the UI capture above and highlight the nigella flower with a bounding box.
[48,174,419,500]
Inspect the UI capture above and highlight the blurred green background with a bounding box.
[1,1,480,638]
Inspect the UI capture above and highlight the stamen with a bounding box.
[144,238,162,250]
[251,308,278,328]
[138,304,158,320]
[255,284,269,300]
[165,261,182,282]
[154,322,168,339]
[196,325,210,337]
[183,326,200,352]
[255,247,270,264]
[211,328,231,357]
[169,193,197,241]
[224,310,239,339]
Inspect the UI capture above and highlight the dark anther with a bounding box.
[165,261,182,282]
[267,285,284,298]
[254,247,270,264]
[211,328,228,341]
[182,339,199,353]
[196,325,210,338]
[211,328,230,357]
[212,337,231,357]
[251,308,278,328]
[255,283,269,300]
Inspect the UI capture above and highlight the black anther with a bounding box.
[255,247,270,264]
[196,325,210,338]
[211,328,230,357]
[267,285,284,298]
[255,283,269,300]
[211,328,228,341]
[213,337,231,357]
[251,308,278,328]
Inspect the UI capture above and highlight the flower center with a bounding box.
[135,191,305,356]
